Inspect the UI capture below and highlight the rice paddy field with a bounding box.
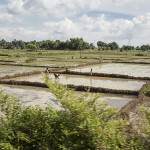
[0,49,150,110]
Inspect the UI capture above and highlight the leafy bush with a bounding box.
[25,57,37,63]
[0,76,149,149]
[135,53,144,56]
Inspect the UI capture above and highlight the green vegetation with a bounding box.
[0,76,149,149]
[1,38,150,51]
[141,107,150,137]
[135,52,144,56]
[25,57,37,63]
[144,86,150,96]
[27,44,37,51]
[0,52,11,57]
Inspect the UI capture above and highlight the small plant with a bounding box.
[25,57,37,63]
[14,53,20,57]
[144,86,150,97]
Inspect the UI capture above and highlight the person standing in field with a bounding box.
[90,68,92,76]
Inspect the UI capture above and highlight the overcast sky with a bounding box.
[0,0,150,46]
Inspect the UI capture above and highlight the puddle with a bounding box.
[9,73,146,91]
[72,63,150,77]
[0,84,63,110]
[0,65,44,77]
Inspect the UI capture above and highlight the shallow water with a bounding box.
[72,63,150,77]
[9,73,146,91]
[75,92,136,110]
[0,65,44,77]
[1,84,63,110]
[1,85,135,110]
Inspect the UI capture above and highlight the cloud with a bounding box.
[0,28,14,39]
[100,0,150,16]
[1,0,150,46]
[44,18,79,40]
[22,0,101,18]
[7,0,24,14]
[0,7,21,23]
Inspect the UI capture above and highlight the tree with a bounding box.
[26,44,37,51]
[0,39,7,49]
[121,45,134,50]
[141,44,150,51]
[97,41,106,50]
[70,38,84,50]
[108,42,119,50]
[90,43,95,49]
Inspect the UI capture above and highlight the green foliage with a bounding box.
[27,44,37,51]
[0,77,150,149]
[139,107,150,148]
[44,74,128,149]
[0,52,11,57]
[144,86,150,96]
[25,57,37,63]
[141,107,150,134]
[14,53,20,57]
[135,52,144,56]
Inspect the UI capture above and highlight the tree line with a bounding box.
[0,38,149,51]
[0,38,94,51]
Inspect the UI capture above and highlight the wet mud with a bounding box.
[0,84,63,110]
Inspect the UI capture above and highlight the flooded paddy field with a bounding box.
[7,73,146,91]
[75,91,136,110]
[72,63,150,77]
[0,65,44,78]
[0,84,63,110]
[0,84,136,110]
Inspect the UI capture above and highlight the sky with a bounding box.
[0,0,150,46]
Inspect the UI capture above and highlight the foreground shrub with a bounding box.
[0,76,149,149]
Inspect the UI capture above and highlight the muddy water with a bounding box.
[0,84,63,110]
[98,96,134,110]
[75,92,136,110]
[0,85,136,110]
[72,63,150,77]
[0,65,44,77]
[9,73,146,91]
[76,92,136,110]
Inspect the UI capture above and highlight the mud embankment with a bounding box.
[0,71,42,80]
[0,79,138,95]
[113,61,150,65]
[61,70,150,80]
[120,82,150,117]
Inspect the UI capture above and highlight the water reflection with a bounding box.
[72,63,150,77]
[10,74,146,91]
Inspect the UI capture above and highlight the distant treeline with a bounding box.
[0,38,149,51]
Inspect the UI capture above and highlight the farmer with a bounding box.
[90,68,92,76]
[54,73,60,79]
[45,67,50,74]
